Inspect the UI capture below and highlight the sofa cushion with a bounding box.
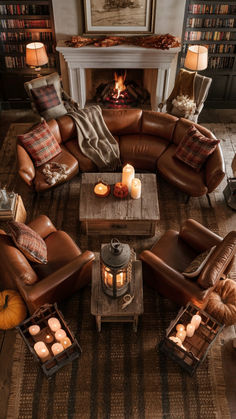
[102,109,142,135]
[18,120,62,167]
[119,134,169,171]
[142,111,178,141]
[182,246,216,278]
[157,144,208,196]
[173,118,215,146]
[174,125,220,172]
[33,145,79,192]
[31,84,60,112]
[8,220,47,265]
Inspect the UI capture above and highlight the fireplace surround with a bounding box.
[56,41,180,110]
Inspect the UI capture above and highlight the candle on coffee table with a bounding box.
[131,178,141,199]
[29,325,40,336]
[122,164,135,192]
[34,341,50,361]
[55,329,67,342]
[191,314,202,329]
[51,342,64,356]
[48,317,61,332]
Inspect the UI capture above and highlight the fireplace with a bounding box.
[57,42,180,111]
[86,68,150,109]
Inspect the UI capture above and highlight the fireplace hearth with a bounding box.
[94,70,150,109]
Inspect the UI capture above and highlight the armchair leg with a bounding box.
[206,194,212,208]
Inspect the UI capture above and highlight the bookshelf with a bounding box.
[178,0,236,108]
[0,0,57,107]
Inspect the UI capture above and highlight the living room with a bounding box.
[0,0,236,418]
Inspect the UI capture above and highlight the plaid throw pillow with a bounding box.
[8,220,47,264]
[18,120,62,167]
[174,125,220,171]
[31,84,60,112]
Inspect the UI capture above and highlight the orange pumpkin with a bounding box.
[0,290,27,330]
[113,182,129,199]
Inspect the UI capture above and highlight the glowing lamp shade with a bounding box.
[184,45,208,71]
[26,42,48,70]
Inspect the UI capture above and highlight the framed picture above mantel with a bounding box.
[83,0,156,34]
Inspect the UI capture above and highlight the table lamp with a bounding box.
[26,42,48,75]
[184,45,208,72]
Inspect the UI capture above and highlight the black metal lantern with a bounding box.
[101,238,131,298]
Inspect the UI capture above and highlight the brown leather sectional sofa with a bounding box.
[17,109,225,197]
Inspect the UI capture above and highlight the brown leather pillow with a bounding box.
[197,231,236,289]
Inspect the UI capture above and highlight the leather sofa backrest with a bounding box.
[102,109,142,135]
[47,118,63,144]
[142,111,178,142]
[0,230,38,290]
[173,118,215,145]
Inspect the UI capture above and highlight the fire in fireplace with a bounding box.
[94,69,150,109]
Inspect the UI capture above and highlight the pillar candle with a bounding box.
[60,337,72,349]
[191,314,202,329]
[122,164,135,192]
[176,329,186,342]
[186,323,195,337]
[176,324,185,333]
[28,325,40,336]
[131,178,141,199]
[48,317,61,332]
[34,341,50,361]
[51,342,64,356]
[94,182,109,197]
[55,329,67,342]
[44,331,54,344]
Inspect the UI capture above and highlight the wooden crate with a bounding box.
[159,303,224,375]
[16,304,82,378]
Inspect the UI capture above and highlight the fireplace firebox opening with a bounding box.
[85,69,151,109]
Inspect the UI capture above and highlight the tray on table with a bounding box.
[16,303,82,378]
[159,303,224,375]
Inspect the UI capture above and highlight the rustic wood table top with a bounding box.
[79,172,160,222]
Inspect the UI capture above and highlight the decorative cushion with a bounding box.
[31,84,60,112]
[206,279,236,326]
[24,72,67,120]
[18,120,62,167]
[182,246,216,278]
[174,125,220,171]
[8,220,47,265]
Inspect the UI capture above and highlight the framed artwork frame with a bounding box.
[83,0,156,35]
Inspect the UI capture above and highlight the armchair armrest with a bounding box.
[140,250,210,307]
[16,251,95,314]
[27,215,57,239]
[17,143,35,187]
[205,145,225,193]
[180,218,222,252]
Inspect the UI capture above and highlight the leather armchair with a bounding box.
[0,215,95,314]
[139,219,236,308]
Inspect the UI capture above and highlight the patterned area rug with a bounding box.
[2,122,236,419]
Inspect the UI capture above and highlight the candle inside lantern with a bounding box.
[94,182,109,197]
[34,341,50,361]
[51,342,64,356]
[60,337,72,349]
[48,317,61,332]
[186,323,195,337]
[176,329,186,342]
[55,329,67,342]
[29,325,40,336]
[191,314,202,329]
[122,164,135,192]
[131,178,141,199]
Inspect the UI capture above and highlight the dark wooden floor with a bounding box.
[0,108,236,419]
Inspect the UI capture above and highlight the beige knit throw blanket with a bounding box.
[67,105,121,171]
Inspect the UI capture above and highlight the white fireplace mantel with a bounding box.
[56,41,180,110]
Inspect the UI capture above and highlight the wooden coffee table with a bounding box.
[91,254,143,332]
[79,173,159,236]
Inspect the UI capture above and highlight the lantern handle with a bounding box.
[110,238,121,254]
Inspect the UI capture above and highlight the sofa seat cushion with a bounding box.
[64,137,119,172]
[119,134,169,171]
[157,144,208,196]
[34,145,79,191]
[33,230,81,279]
